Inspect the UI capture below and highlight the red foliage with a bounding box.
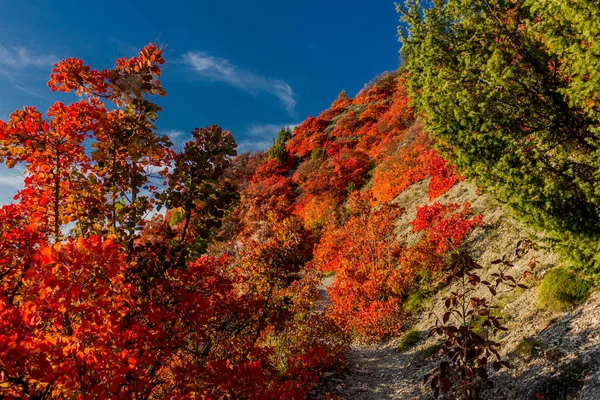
[293,148,369,201]
[319,90,353,121]
[352,72,398,105]
[411,202,482,253]
[330,111,364,138]
[286,116,330,158]
[372,131,434,204]
[428,153,459,201]
[0,45,348,399]
[401,202,483,274]
[0,41,484,396]
[313,192,407,340]
[372,131,459,204]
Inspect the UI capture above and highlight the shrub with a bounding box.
[537,267,592,311]
[423,344,439,359]
[268,127,292,163]
[398,329,421,352]
[514,337,543,360]
[310,146,327,160]
[402,290,425,314]
[425,240,534,399]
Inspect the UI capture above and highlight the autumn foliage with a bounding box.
[0,45,345,399]
[0,44,483,397]
[313,192,406,339]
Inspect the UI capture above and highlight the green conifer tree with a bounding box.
[398,0,600,273]
[268,126,293,163]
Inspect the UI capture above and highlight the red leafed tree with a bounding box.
[428,153,459,201]
[0,44,344,399]
[293,148,369,201]
[0,101,102,242]
[372,131,435,204]
[330,110,364,138]
[372,130,459,204]
[319,90,352,121]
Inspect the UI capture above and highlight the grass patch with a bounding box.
[423,344,439,359]
[323,270,336,278]
[402,290,425,313]
[470,314,488,336]
[402,270,438,314]
[537,267,592,311]
[514,337,542,359]
[468,301,511,336]
[397,329,421,352]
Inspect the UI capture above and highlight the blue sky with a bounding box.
[0,0,401,204]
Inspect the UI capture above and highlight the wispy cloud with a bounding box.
[162,129,186,140]
[0,44,58,68]
[181,52,297,117]
[247,123,298,137]
[0,43,57,98]
[0,165,25,206]
[0,69,46,98]
[237,122,299,153]
[109,38,141,57]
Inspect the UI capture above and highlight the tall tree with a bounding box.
[399,0,600,273]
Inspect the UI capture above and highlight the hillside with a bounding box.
[1,1,600,398]
[256,73,598,400]
[316,180,600,399]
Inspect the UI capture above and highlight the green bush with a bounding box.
[514,337,542,360]
[310,147,326,160]
[537,267,592,311]
[423,344,439,359]
[399,0,600,274]
[402,290,425,314]
[397,329,421,352]
[267,127,292,163]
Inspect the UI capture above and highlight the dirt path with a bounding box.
[312,181,600,399]
[334,341,430,400]
[315,291,600,400]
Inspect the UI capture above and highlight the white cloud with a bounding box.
[0,44,58,68]
[0,165,25,206]
[0,43,57,98]
[247,123,299,138]
[237,122,299,153]
[237,139,274,153]
[161,129,186,141]
[0,69,45,98]
[181,52,297,117]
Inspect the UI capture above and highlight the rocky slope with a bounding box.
[315,180,600,399]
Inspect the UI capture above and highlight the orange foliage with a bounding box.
[428,153,459,201]
[319,90,353,121]
[352,72,398,105]
[294,194,338,230]
[330,110,364,138]
[0,40,481,396]
[1,44,349,399]
[286,116,330,158]
[372,131,459,204]
[401,202,484,273]
[355,77,415,159]
[372,131,434,204]
[313,192,407,340]
[292,148,369,201]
